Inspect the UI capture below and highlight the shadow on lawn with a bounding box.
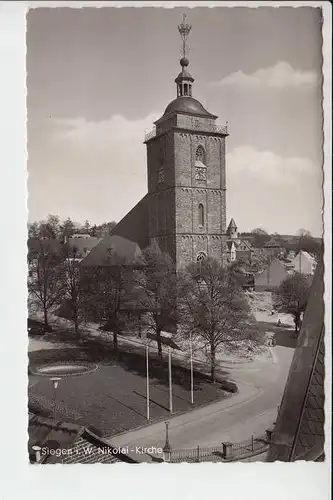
[29,331,231,392]
[85,337,230,391]
[258,321,297,349]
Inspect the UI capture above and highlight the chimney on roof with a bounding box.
[32,445,42,463]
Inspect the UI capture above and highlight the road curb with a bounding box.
[106,382,262,444]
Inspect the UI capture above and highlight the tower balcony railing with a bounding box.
[213,123,228,135]
[144,122,228,142]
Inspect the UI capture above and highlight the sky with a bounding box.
[27,6,324,236]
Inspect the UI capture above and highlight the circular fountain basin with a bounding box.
[31,362,98,377]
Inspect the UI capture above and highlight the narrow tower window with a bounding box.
[199,203,204,227]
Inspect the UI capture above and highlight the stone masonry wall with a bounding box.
[146,112,227,269]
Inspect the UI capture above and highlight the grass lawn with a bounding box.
[29,341,231,437]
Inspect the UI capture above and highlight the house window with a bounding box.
[196,145,205,163]
[199,203,205,227]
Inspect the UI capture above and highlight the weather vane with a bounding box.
[178,13,192,59]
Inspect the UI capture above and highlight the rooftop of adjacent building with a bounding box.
[266,259,324,461]
[28,413,138,464]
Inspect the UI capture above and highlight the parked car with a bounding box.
[27,318,52,336]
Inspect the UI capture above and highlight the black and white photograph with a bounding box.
[25,5,326,465]
[0,3,331,495]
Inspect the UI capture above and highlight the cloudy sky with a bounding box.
[27,6,323,236]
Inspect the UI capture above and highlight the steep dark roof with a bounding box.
[110,195,149,250]
[163,96,216,119]
[66,237,101,256]
[235,239,253,250]
[264,239,282,248]
[28,238,63,254]
[266,259,325,461]
[227,218,237,230]
[81,234,143,267]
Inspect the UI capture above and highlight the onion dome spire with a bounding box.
[175,14,194,97]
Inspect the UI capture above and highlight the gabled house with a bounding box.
[254,258,288,291]
[235,238,254,262]
[290,251,317,276]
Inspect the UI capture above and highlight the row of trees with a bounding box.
[28,243,260,382]
[28,214,117,240]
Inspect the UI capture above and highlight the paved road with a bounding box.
[106,344,294,461]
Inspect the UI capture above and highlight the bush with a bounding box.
[220,380,238,393]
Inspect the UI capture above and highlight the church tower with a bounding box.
[144,15,229,269]
[227,218,238,240]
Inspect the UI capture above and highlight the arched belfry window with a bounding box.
[199,203,205,227]
[196,145,205,164]
[196,251,207,263]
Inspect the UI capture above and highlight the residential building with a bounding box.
[290,250,317,276]
[254,258,288,291]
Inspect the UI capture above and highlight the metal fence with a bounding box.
[144,123,228,143]
[169,435,269,463]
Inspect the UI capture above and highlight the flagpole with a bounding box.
[146,342,150,421]
[168,346,173,414]
[190,331,194,405]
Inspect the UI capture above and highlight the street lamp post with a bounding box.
[189,331,194,405]
[162,421,172,462]
[168,346,173,414]
[50,377,61,424]
[146,341,150,421]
